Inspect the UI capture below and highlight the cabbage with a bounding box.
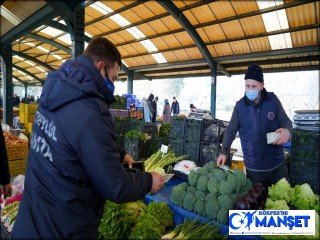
[265,198,290,210]
[290,183,318,213]
[268,178,293,203]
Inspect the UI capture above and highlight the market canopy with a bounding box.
[0,0,319,86]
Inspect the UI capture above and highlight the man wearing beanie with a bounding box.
[217,64,293,188]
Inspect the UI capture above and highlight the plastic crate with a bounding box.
[114,117,130,135]
[169,137,184,156]
[184,118,202,143]
[124,138,151,160]
[130,118,143,131]
[198,141,220,167]
[140,123,158,139]
[8,158,27,176]
[5,144,21,160]
[201,119,228,143]
[291,145,319,162]
[183,140,200,163]
[170,116,186,138]
[292,128,320,146]
[289,160,319,194]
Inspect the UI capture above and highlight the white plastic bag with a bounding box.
[11,175,25,197]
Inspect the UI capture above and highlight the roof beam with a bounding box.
[157,0,229,76]
[12,50,56,72]
[25,33,71,54]
[13,65,45,84]
[0,5,56,44]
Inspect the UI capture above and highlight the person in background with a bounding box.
[142,97,151,123]
[152,96,158,123]
[0,124,13,199]
[146,93,154,122]
[162,99,171,124]
[12,37,164,239]
[13,94,20,107]
[190,103,196,112]
[216,64,292,187]
[171,96,180,116]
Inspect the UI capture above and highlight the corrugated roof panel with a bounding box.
[128,42,148,54]
[291,29,319,47]
[84,6,97,22]
[137,22,158,36]
[209,1,235,19]
[207,45,218,58]
[118,44,139,58]
[122,57,138,67]
[108,31,134,45]
[200,24,226,42]
[240,16,266,35]
[150,37,171,51]
[102,0,127,10]
[132,55,156,67]
[184,47,202,60]
[220,20,245,39]
[92,18,115,32]
[213,43,233,56]
[185,4,214,25]
[161,51,179,62]
[247,37,271,52]
[85,25,105,37]
[230,0,259,15]
[229,40,251,55]
[142,18,170,34]
[286,2,318,27]
[0,16,14,36]
[172,32,194,46]
[3,0,45,22]
[159,15,182,31]
[171,49,192,61]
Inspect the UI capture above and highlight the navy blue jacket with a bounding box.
[221,89,293,171]
[12,55,152,239]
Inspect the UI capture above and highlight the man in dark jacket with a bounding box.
[217,64,292,187]
[12,37,164,239]
[171,96,180,116]
[152,96,158,123]
[0,124,12,199]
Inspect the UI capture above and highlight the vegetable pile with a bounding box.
[171,162,252,224]
[161,218,226,239]
[98,201,173,240]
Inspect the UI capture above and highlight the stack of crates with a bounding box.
[169,116,186,156]
[19,103,38,138]
[198,119,229,167]
[124,137,152,161]
[114,117,130,148]
[290,127,320,194]
[183,118,202,163]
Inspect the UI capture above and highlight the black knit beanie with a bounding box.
[244,64,264,82]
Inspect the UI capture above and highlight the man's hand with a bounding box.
[150,172,164,194]
[3,183,13,199]
[123,154,134,168]
[217,154,227,167]
[273,128,291,145]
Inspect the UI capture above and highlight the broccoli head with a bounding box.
[233,168,246,187]
[205,193,217,202]
[206,172,215,179]
[218,194,234,210]
[171,183,188,207]
[196,175,209,192]
[205,197,220,220]
[194,190,206,201]
[188,170,199,186]
[217,207,229,225]
[213,169,226,182]
[183,192,197,212]
[187,186,197,193]
[218,180,234,195]
[194,198,206,216]
[226,174,237,193]
[202,162,216,173]
[207,177,219,194]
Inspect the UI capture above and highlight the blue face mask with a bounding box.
[105,77,115,94]
[245,90,259,101]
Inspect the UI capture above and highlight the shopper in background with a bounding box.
[162,99,171,124]
[190,103,196,112]
[12,37,164,239]
[0,124,13,199]
[142,97,151,123]
[171,96,180,116]
[152,96,158,123]
[216,64,292,187]
[146,93,154,122]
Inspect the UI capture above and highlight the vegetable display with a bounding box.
[161,218,226,239]
[99,201,173,240]
[171,162,252,224]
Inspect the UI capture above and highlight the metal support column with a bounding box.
[24,84,28,97]
[127,70,133,94]
[65,3,85,59]
[210,62,218,119]
[0,45,13,125]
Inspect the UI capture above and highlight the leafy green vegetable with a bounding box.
[265,198,290,210]
[290,183,319,213]
[268,178,293,203]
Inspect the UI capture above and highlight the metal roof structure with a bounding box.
[1,0,319,87]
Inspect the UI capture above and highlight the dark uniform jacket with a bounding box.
[12,55,152,239]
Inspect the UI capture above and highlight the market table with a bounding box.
[145,176,262,240]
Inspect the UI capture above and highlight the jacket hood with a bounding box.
[39,55,115,111]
